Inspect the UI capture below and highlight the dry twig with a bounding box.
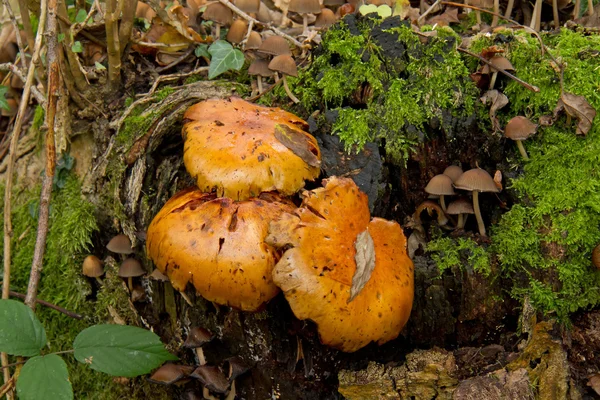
[8,290,83,319]
[105,0,122,91]
[0,0,27,71]
[0,63,46,105]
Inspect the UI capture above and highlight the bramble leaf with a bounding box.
[16,355,73,400]
[0,300,46,357]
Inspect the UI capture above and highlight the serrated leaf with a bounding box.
[16,355,73,400]
[71,41,83,53]
[349,230,376,303]
[73,324,178,377]
[207,40,244,79]
[0,299,46,356]
[195,44,210,59]
[75,9,87,23]
[0,86,9,111]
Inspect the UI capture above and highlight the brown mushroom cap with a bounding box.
[266,177,414,352]
[446,197,474,215]
[184,327,214,348]
[481,56,514,74]
[268,54,298,77]
[148,363,195,385]
[233,0,260,13]
[106,234,134,254]
[289,0,322,13]
[443,165,463,183]
[182,97,321,200]
[190,365,230,394]
[1,98,18,117]
[118,258,145,278]
[202,3,233,25]
[257,36,291,56]
[248,58,272,77]
[454,168,499,193]
[324,0,346,5]
[146,189,296,311]
[82,255,104,278]
[226,19,248,44]
[245,31,262,50]
[224,357,250,380]
[424,174,455,196]
[315,8,337,27]
[504,116,537,141]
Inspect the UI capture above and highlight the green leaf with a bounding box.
[0,86,9,111]
[0,299,46,357]
[58,33,65,43]
[75,9,87,23]
[16,355,73,400]
[195,44,210,59]
[94,62,106,70]
[73,324,178,377]
[207,40,244,79]
[71,41,83,53]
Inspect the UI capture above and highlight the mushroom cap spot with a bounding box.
[245,31,262,50]
[233,0,260,13]
[289,0,322,14]
[146,188,295,311]
[446,197,474,215]
[190,365,230,393]
[454,168,499,193]
[82,255,104,278]
[443,165,464,183]
[268,54,298,77]
[106,234,134,254]
[184,327,214,348]
[226,19,249,44]
[248,58,273,77]
[481,56,514,74]
[148,363,195,385]
[504,116,537,141]
[266,177,414,352]
[425,174,455,196]
[119,258,145,277]
[202,3,233,25]
[315,8,337,27]
[593,244,600,269]
[257,36,291,56]
[182,97,321,201]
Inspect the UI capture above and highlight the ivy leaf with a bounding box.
[73,324,178,377]
[0,299,46,357]
[207,40,244,79]
[75,9,87,23]
[195,44,210,59]
[0,85,9,111]
[71,41,83,53]
[16,355,73,400]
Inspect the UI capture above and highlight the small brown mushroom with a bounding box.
[82,255,104,284]
[453,168,499,237]
[233,0,260,13]
[592,244,600,270]
[446,197,474,230]
[118,258,145,291]
[226,19,248,44]
[504,116,537,160]
[106,234,134,255]
[315,8,337,28]
[481,56,514,90]
[424,174,455,212]
[148,363,194,385]
[289,0,321,34]
[257,36,291,57]
[248,58,272,94]
[245,31,262,50]
[190,365,230,399]
[442,165,463,183]
[224,357,250,400]
[184,327,214,366]
[269,54,299,104]
[202,3,233,39]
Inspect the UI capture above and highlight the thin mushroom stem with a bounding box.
[282,76,300,104]
[472,191,486,237]
[504,0,514,18]
[489,71,498,89]
[439,195,447,212]
[225,380,236,400]
[530,0,542,30]
[196,348,207,366]
[127,277,133,291]
[491,0,499,26]
[516,140,529,160]
[302,14,309,35]
[215,23,221,39]
[257,76,263,93]
[552,0,559,28]
[203,387,218,400]
[457,213,464,229]
[475,10,482,25]
[587,0,593,16]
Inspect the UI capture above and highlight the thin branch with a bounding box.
[24,0,60,310]
[56,13,106,47]
[217,0,304,48]
[118,0,137,57]
[144,66,209,95]
[8,291,83,319]
[57,2,89,92]
[16,0,35,54]
[0,63,47,106]
[1,0,27,71]
[457,47,539,92]
[156,48,194,73]
[417,0,442,25]
[105,0,122,91]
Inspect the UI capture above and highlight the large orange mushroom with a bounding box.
[266,177,414,352]
[146,188,295,311]
[182,97,321,201]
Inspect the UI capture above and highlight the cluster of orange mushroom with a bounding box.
[424,165,500,237]
[146,97,414,353]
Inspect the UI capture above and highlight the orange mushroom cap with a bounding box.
[146,188,295,311]
[182,97,321,201]
[266,177,414,352]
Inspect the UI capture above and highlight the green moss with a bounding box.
[426,236,491,276]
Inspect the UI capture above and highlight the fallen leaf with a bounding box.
[425,8,459,26]
[538,114,554,126]
[494,170,502,191]
[554,92,597,135]
[588,373,600,396]
[480,45,505,59]
[394,0,420,21]
[349,230,376,303]
[274,124,321,167]
[480,90,509,132]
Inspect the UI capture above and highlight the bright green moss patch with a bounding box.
[427,236,491,276]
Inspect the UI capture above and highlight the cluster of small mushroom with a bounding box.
[424,165,499,237]
[0,24,25,118]
[82,234,148,302]
[146,97,414,353]
[149,327,249,399]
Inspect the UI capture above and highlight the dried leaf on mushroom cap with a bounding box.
[146,189,295,311]
[182,97,321,200]
[266,177,414,352]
